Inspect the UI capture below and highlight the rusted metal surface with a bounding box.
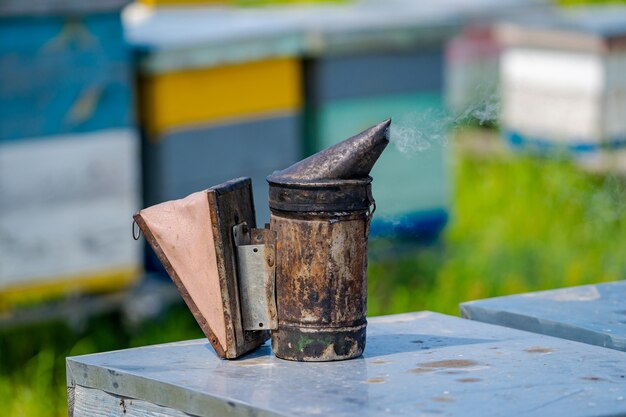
[267,119,391,184]
[267,178,373,213]
[233,223,278,331]
[267,118,390,213]
[271,211,369,361]
[267,119,390,361]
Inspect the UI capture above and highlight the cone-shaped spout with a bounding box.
[267,119,390,213]
[268,118,390,184]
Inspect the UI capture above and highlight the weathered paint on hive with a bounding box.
[0,128,141,307]
[0,13,133,141]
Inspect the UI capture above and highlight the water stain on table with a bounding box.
[369,359,392,365]
[525,347,555,354]
[432,396,455,403]
[365,377,386,384]
[457,377,481,383]
[421,360,478,368]
[408,359,481,375]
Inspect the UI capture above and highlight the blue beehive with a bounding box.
[0,2,141,308]
[0,11,133,141]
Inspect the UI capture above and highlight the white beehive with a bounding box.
[498,7,626,171]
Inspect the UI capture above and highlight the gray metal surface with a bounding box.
[307,49,443,103]
[461,281,626,352]
[68,311,626,417]
[236,244,276,331]
[233,223,277,331]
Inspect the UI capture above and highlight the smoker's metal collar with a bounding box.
[268,176,373,213]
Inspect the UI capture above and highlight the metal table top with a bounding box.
[461,281,626,352]
[68,311,626,417]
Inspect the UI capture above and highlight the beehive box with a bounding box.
[293,0,548,239]
[445,24,501,122]
[306,50,450,238]
[126,0,549,247]
[0,12,133,140]
[126,5,304,225]
[0,130,141,308]
[0,3,141,308]
[498,7,626,171]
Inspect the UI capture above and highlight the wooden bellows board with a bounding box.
[133,178,269,358]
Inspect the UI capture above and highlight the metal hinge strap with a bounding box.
[233,223,278,331]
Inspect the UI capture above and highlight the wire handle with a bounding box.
[132,219,141,241]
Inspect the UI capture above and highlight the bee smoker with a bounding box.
[133,119,390,361]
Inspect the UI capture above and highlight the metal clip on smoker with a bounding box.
[134,119,390,361]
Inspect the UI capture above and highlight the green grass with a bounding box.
[2,129,626,415]
[560,0,626,5]
[369,133,626,315]
[0,307,205,417]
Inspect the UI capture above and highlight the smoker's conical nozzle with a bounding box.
[268,118,391,184]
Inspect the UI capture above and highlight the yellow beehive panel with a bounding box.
[140,57,302,136]
[0,267,140,311]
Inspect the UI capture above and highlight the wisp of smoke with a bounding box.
[389,92,501,156]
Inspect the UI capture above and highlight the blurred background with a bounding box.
[2,0,626,415]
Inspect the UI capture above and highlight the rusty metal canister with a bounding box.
[267,119,390,361]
